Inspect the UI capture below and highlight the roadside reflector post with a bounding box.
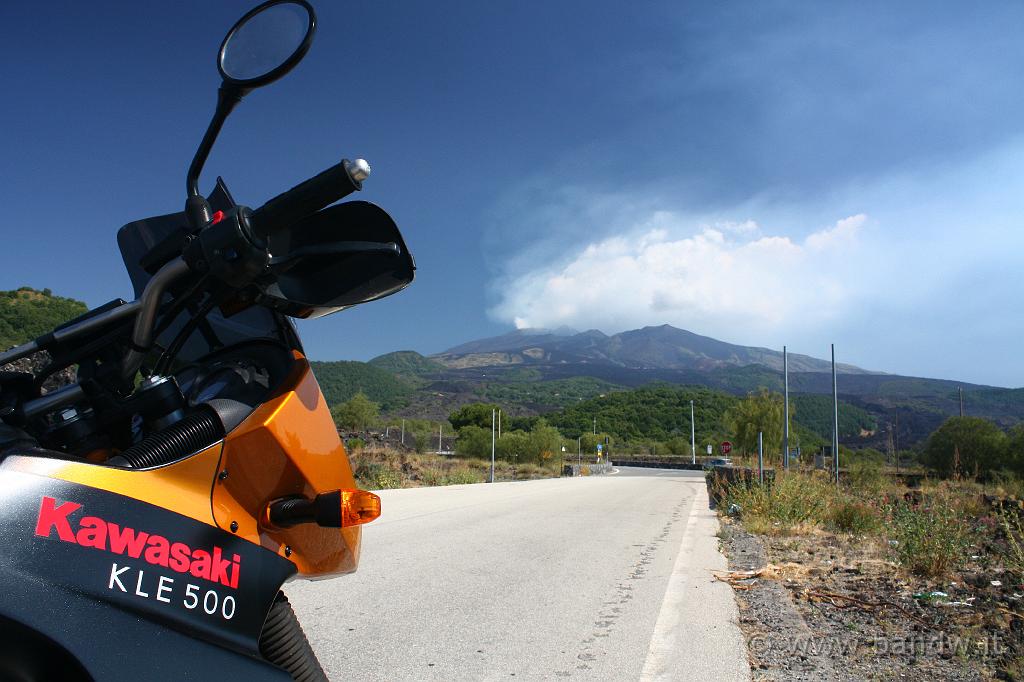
[783,345,790,471]
[757,431,764,485]
[689,400,696,466]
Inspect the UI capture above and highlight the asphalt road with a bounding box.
[286,467,749,681]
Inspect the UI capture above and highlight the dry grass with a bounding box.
[718,466,985,579]
[348,446,564,490]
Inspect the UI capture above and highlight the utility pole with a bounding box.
[593,417,596,435]
[783,345,790,470]
[959,386,964,417]
[401,419,405,446]
[490,409,496,483]
[438,423,443,453]
[577,436,582,475]
[831,343,839,486]
[690,400,696,465]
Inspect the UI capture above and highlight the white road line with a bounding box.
[639,490,699,681]
[638,480,750,682]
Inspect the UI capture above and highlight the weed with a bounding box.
[355,461,403,490]
[829,498,882,535]
[887,497,969,577]
[419,469,445,487]
[724,471,832,535]
[844,460,889,501]
[998,510,1024,580]
[445,468,484,485]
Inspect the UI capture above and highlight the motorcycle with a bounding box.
[0,1,414,679]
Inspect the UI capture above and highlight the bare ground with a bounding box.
[719,520,1013,681]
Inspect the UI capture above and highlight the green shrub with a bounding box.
[445,468,484,485]
[725,472,832,534]
[845,458,888,500]
[828,498,881,534]
[998,510,1024,580]
[355,462,403,490]
[419,469,444,487]
[888,498,969,577]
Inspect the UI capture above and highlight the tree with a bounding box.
[527,419,562,465]
[921,416,1010,479]
[724,389,785,456]
[455,425,492,459]
[1008,424,1024,471]
[495,431,530,464]
[448,403,500,431]
[665,436,692,457]
[331,392,380,431]
[580,432,613,455]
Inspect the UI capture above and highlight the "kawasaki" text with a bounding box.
[34,496,240,588]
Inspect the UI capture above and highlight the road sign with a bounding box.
[720,441,732,456]
[597,444,603,452]
[706,444,712,455]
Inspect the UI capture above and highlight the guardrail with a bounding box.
[562,462,615,476]
[611,459,706,471]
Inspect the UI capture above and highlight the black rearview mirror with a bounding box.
[219,0,316,89]
[186,0,317,226]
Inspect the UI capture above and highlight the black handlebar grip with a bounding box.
[250,158,370,238]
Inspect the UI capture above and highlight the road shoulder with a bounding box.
[640,478,750,681]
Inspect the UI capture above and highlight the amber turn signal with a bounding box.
[339,489,381,527]
[266,489,381,528]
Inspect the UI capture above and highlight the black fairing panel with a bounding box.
[0,466,294,680]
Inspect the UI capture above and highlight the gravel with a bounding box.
[719,521,986,682]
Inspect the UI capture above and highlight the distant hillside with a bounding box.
[433,324,874,374]
[368,350,445,377]
[792,394,877,440]
[479,376,626,410]
[547,384,737,442]
[0,287,88,349]
[544,383,825,449]
[310,360,414,411]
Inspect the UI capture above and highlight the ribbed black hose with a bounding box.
[113,405,224,469]
[260,592,328,682]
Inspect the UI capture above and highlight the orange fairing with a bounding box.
[212,352,362,578]
[1,442,224,526]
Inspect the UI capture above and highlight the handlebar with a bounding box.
[249,158,371,238]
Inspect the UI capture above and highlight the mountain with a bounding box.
[433,324,874,374]
[398,324,1017,447]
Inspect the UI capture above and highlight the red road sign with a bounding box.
[720,441,733,456]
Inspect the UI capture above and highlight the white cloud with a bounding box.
[492,214,869,339]
[485,136,1024,385]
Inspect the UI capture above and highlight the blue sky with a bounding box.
[3,1,1024,386]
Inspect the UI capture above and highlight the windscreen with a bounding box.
[115,182,292,365]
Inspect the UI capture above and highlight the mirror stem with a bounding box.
[185,84,246,228]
